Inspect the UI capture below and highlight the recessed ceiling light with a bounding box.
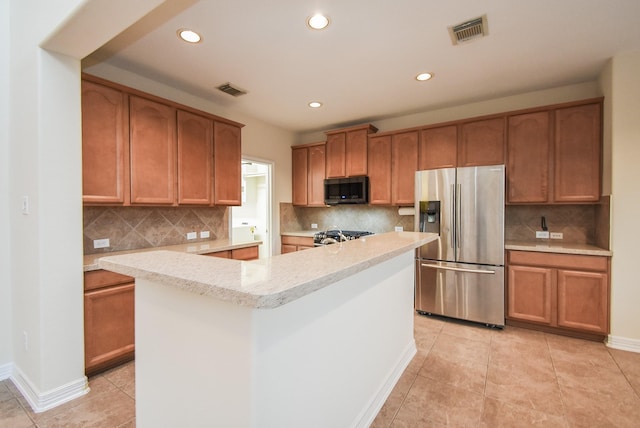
[177,29,202,43]
[307,14,330,30]
[416,72,434,81]
[308,101,323,108]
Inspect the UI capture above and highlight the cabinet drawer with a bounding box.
[281,236,314,247]
[231,246,259,260]
[508,251,608,272]
[84,269,134,291]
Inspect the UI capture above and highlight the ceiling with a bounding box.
[83,0,640,133]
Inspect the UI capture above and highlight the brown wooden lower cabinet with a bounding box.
[84,270,135,376]
[507,250,609,340]
[281,235,314,253]
[202,245,259,260]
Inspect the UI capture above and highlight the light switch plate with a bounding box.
[550,232,563,239]
[93,238,110,249]
[200,231,210,239]
[395,226,404,232]
[535,231,550,239]
[187,232,197,240]
[311,223,318,229]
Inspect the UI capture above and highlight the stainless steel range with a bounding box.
[313,229,374,246]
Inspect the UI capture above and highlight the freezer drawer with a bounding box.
[415,260,505,327]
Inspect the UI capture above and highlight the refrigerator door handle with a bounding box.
[421,263,496,275]
[451,184,456,250]
[456,183,462,249]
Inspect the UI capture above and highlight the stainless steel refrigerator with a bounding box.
[414,165,505,327]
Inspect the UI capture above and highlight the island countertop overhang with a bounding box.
[97,231,437,309]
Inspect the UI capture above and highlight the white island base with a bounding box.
[135,251,416,428]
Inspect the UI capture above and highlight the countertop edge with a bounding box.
[505,241,612,257]
[84,239,262,272]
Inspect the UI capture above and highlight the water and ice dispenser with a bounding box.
[418,201,440,234]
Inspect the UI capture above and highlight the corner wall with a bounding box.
[607,51,640,349]
[0,0,12,376]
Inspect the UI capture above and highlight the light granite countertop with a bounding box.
[505,240,612,257]
[98,231,436,309]
[84,239,262,271]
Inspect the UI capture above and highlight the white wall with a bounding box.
[0,0,12,374]
[608,51,640,346]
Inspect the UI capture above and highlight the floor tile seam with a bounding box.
[388,371,420,428]
[605,347,640,401]
[481,395,570,425]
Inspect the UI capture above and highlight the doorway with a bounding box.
[231,158,272,259]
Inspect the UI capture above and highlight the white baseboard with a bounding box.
[607,334,640,353]
[0,362,12,380]
[10,366,89,413]
[354,339,417,428]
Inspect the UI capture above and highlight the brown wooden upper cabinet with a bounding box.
[554,103,601,203]
[177,110,213,205]
[458,117,506,167]
[507,111,551,203]
[325,124,378,178]
[214,121,242,206]
[81,80,129,204]
[367,135,392,205]
[391,130,419,206]
[81,75,244,206]
[292,142,326,207]
[129,95,177,205]
[506,100,602,204]
[418,125,457,170]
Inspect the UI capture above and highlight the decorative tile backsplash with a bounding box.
[281,196,611,250]
[505,196,610,248]
[83,206,228,254]
[280,203,415,234]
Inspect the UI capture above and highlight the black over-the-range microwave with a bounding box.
[324,176,369,205]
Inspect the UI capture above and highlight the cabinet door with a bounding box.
[507,264,554,325]
[291,147,308,206]
[84,283,135,375]
[554,103,601,202]
[392,131,419,206]
[459,117,505,167]
[507,111,551,203]
[419,125,457,170]
[129,96,177,205]
[232,246,259,260]
[214,121,242,205]
[307,145,326,206]
[177,110,213,205]
[557,269,608,333]
[82,80,129,204]
[345,129,368,176]
[367,135,392,205]
[325,133,346,178]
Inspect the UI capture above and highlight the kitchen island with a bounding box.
[98,231,436,428]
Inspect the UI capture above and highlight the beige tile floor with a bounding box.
[2,314,640,427]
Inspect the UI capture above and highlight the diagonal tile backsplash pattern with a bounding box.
[83,206,228,254]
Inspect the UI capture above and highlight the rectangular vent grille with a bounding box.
[448,15,488,45]
[217,83,247,97]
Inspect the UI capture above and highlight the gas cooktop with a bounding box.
[313,230,374,245]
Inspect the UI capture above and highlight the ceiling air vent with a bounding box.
[448,15,488,45]
[217,82,247,97]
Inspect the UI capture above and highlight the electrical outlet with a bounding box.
[535,231,550,239]
[186,232,197,240]
[395,226,404,232]
[93,238,110,249]
[311,223,318,229]
[200,231,210,239]
[550,232,563,240]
